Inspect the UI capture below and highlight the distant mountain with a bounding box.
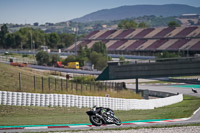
[72,4,200,22]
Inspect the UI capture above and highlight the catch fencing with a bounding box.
[0,91,183,110]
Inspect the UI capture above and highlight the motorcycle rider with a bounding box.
[93,106,114,121]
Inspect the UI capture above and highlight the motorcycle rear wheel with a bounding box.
[89,115,103,126]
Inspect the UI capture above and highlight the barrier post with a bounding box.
[42,77,44,93]
[75,80,78,92]
[90,82,91,91]
[61,79,63,91]
[19,72,21,91]
[55,78,57,91]
[81,81,83,94]
[48,77,50,91]
[136,78,139,93]
[34,76,36,91]
[66,80,68,91]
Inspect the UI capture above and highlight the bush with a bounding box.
[22,54,29,57]
[36,51,50,65]
[49,54,60,66]
[157,51,180,58]
[72,76,95,84]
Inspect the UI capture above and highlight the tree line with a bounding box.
[36,41,111,70]
[118,20,180,29]
[0,24,77,49]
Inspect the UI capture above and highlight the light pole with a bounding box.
[33,40,35,55]
[73,26,78,55]
[30,31,32,51]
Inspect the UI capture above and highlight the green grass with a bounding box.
[0,95,199,126]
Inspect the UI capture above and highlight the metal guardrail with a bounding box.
[0,56,37,64]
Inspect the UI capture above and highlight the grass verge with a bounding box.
[0,63,141,99]
[0,95,199,126]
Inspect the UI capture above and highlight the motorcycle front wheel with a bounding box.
[89,115,103,126]
[114,117,121,126]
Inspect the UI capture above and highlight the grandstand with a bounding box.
[66,26,200,56]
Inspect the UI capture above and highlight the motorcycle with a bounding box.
[86,106,121,126]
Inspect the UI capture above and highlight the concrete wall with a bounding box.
[0,91,183,110]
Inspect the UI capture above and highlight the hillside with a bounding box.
[72,4,200,22]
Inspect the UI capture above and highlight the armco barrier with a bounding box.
[0,91,183,110]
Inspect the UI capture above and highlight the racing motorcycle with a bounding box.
[86,106,121,126]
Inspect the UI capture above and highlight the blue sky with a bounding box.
[0,0,200,24]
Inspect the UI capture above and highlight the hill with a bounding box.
[72,4,200,22]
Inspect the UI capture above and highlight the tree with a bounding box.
[168,21,180,27]
[107,56,112,61]
[49,54,60,66]
[96,56,107,70]
[119,56,125,62]
[36,51,50,65]
[91,41,107,56]
[89,51,107,70]
[59,33,74,48]
[0,24,9,48]
[5,33,16,48]
[138,22,148,28]
[118,20,138,29]
[62,55,77,65]
[32,29,46,49]
[14,32,23,49]
[46,33,60,48]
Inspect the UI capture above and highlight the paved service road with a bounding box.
[28,64,101,75]
[126,84,200,97]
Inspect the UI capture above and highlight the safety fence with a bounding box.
[1,71,124,94]
[0,91,183,110]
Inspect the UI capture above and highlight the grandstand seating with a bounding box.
[153,27,175,38]
[84,30,99,39]
[136,40,156,50]
[157,39,178,50]
[125,40,147,50]
[71,40,91,51]
[145,39,168,50]
[108,40,128,51]
[145,28,163,38]
[167,27,185,37]
[106,40,118,48]
[97,30,117,39]
[190,41,200,50]
[179,39,200,50]
[90,30,107,39]
[66,26,200,53]
[134,28,154,38]
[166,39,190,50]
[174,27,198,37]
[115,29,135,38]
[126,29,144,38]
[117,40,136,50]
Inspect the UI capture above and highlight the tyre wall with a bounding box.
[0,91,183,110]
